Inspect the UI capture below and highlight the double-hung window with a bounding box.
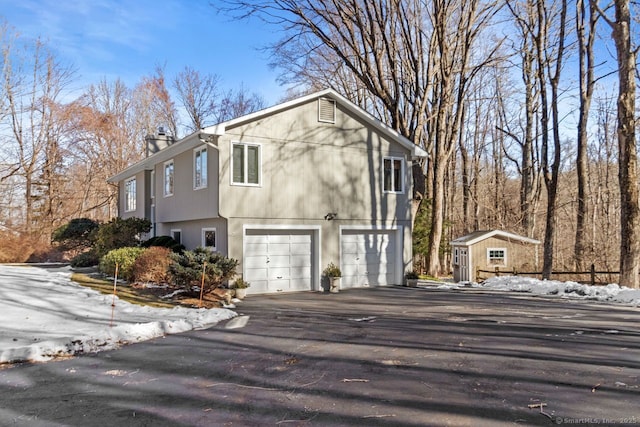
[383,157,404,193]
[164,160,174,197]
[124,177,136,212]
[194,147,207,189]
[232,142,260,186]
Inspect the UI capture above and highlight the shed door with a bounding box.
[459,248,469,282]
[244,230,313,294]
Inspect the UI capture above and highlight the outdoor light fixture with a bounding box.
[324,212,337,221]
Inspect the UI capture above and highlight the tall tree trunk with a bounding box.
[574,0,597,270]
[609,0,639,288]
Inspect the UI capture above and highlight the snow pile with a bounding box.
[0,265,236,364]
[471,275,640,306]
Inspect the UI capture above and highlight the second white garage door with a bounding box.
[340,229,398,289]
[243,230,313,294]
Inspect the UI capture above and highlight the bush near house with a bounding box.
[51,218,99,252]
[70,250,100,268]
[169,247,238,294]
[141,235,185,253]
[99,247,146,282]
[94,217,151,258]
[131,246,172,284]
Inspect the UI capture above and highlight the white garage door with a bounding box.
[341,229,397,289]
[244,230,313,294]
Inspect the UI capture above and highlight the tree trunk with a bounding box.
[610,0,639,288]
[574,0,597,270]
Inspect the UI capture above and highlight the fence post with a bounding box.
[495,266,500,277]
[513,267,518,276]
[590,264,595,287]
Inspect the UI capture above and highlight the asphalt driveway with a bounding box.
[1,286,639,426]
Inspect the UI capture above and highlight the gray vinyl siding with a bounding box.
[218,100,413,224]
[153,138,220,223]
[119,170,147,220]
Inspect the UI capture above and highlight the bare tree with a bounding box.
[1,31,74,239]
[173,66,221,132]
[215,83,266,122]
[574,0,598,270]
[135,65,179,138]
[593,0,639,288]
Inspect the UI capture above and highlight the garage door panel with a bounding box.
[290,234,312,243]
[269,243,292,255]
[269,267,290,280]
[290,243,311,255]
[245,267,268,281]
[267,235,291,244]
[245,242,268,254]
[245,255,268,269]
[291,266,310,279]
[268,255,291,268]
[290,254,311,267]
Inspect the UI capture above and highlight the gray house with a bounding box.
[109,89,428,294]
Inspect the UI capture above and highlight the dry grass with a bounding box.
[71,270,229,309]
[71,272,179,309]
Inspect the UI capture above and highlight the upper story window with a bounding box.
[232,142,261,186]
[383,157,404,193]
[164,160,174,197]
[194,147,207,189]
[487,248,506,265]
[124,177,136,212]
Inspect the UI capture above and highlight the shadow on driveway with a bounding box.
[1,286,639,426]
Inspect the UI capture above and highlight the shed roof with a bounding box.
[450,230,541,246]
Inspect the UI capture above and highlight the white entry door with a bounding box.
[340,229,398,289]
[459,248,469,282]
[244,230,313,294]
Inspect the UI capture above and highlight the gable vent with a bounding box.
[318,97,336,123]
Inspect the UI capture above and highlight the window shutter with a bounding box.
[318,98,336,123]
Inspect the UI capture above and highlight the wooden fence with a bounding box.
[476,264,618,286]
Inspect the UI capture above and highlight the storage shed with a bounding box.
[450,230,541,282]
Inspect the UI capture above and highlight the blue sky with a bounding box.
[0,0,286,104]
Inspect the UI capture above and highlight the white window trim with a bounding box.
[487,247,507,265]
[171,229,182,244]
[202,227,217,251]
[383,156,405,194]
[230,142,262,187]
[453,247,459,266]
[124,177,136,212]
[193,146,207,190]
[164,160,174,197]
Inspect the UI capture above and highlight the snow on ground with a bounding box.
[0,265,236,364]
[435,275,640,306]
